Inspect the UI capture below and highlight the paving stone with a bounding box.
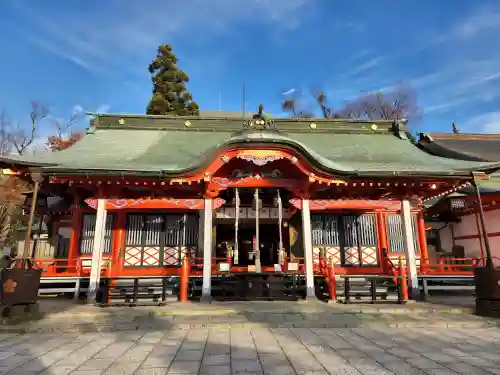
[101,361,143,375]
[406,357,448,370]
[134,369,168,375]
[261,365,296,375]
[2,313,500,375]
[141,357,175,368]
[166,361,201,374]
[199,365,231,375]
[202,354,230,366]
[232,350,259,359]
[232,359,262,373]
[443,362,498,375]
[377,359,427,375]
[77,358,115,371]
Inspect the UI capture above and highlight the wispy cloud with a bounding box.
[72,105,84,115]
[282,88,297,96]
[446,6,500,41]
[96,104,110,114]
[337,57,381,80]
[10,0,314,77]
[411,58,500,116]
[463,112,500,133]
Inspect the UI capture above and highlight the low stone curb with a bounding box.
[25,306,475,319]
[0,320,498,333]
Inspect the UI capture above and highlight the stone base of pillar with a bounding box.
[303,296,319,302]
[304,286,317,301]
[200,294,212,304]
[84,295,96,304]
[409,287,421,301]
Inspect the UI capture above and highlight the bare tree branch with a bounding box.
[11,101,49,155]
[47,107,85,151]
[281,82,421,125]
[54,112,79,139]
[0,110,13,156]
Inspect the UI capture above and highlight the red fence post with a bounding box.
[399,256,408,302]
[328,256,337,302]
[179,255,189,302]
[439,258,444,272]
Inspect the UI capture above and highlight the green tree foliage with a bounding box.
[146,44,199,116]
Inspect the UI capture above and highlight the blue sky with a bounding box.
[1,0,500,139]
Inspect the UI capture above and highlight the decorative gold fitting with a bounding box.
[328,256,334,267]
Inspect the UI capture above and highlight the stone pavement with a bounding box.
[1,297,495,333]
[1,326,500,375]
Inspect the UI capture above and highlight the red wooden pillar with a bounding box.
[417,212,429,273]
[376,212,389,272]
[111,210,126,277]
[67,207,82,272]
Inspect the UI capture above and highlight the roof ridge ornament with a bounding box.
[242,104,277,131]
[392,118,408,139]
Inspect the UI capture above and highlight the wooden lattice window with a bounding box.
[123,213,198,267]
[79,213,115,254]
[386,213,420,253]
[311,213,379,267]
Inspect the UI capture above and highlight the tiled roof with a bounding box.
[1,114,500,178]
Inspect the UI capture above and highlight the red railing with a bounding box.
[421,256,500,275]
[33,257,112,277]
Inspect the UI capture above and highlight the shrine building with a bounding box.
[2,109,499,302]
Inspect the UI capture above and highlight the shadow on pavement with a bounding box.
[1,309,500,375]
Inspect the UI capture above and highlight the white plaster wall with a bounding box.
[450,209,500,266]
[439,226,454,253]
[453,214,478,237]
[454,238,482,259]
[485,210,500,233]
[489,236,500,266]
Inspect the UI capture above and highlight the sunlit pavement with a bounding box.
[1,326,500,375]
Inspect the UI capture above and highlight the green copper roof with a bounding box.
[2,114,500,178]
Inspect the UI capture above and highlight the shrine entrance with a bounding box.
[215,187,293,271]
[215,222,285,267]
[211,187,303,301]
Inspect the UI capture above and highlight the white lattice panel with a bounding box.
[326,246,341,265]
[124,247,141,267]
[163,246,180,266]
[344,247,360,265]
[313,246,321,264]
[361,246,378,265]
[143,247,160,266]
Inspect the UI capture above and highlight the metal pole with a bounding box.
[277,189,283,264]
[31,212,44,259]
[23,173,42,259]
[472,175,494,268]
[234,188,239,265]
[255,189,261,272]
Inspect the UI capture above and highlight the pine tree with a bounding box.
[146,44,200,116]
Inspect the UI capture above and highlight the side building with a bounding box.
[419,132,500,265]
